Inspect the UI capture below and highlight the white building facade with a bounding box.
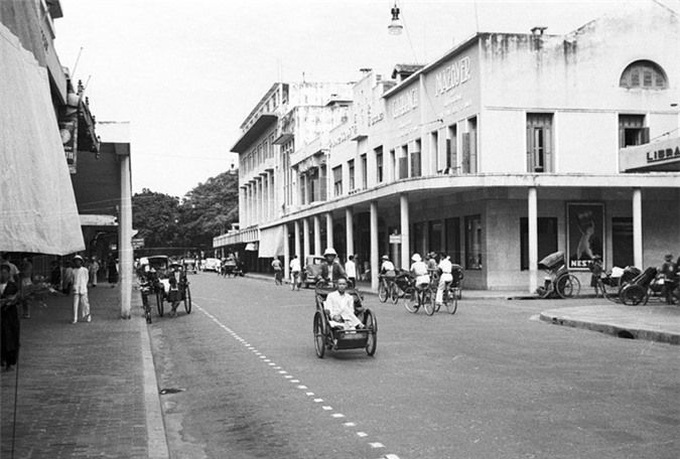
[217,2,680,291]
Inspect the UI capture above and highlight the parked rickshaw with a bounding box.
[536,251,581,299]
[313,281,377,358]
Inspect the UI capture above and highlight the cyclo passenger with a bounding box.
[410,253,430,293]
[323,277,364,330]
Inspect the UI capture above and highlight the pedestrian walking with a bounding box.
[659,253,677,304]
[19,257,33,318]
[107,254,118,286]
[290,255,301,291]
[88,256,99,287]
[0,264,20,371]
[62,260,74,295]
[345,255,357,287]
[72,255,91,324]
[271,258,283,285]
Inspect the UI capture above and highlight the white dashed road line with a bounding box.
[194,302,400,459]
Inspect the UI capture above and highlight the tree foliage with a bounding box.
[132,171,239,252]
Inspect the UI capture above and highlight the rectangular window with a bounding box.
[319,165,327,202]
[333,165,343,196]
[445,217,461,264]
[399,145,408,179]
[465,215,482,270]
[526,113,553,173]
[428,220,443,253]
[447,125,458,172]
[519,218,558,270]
[612,217,634,268]
[375,147,384,183]
[389,149,396,181]
[300,173,307,205]
[348,159,355,191]
[461,118,477,174]
[619,114,649,147]
[361,154,367,189]
[431,130,440,172]
[410,139,422,177]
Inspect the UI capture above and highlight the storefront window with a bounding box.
[519,218,558,270]
[465,215,482,270]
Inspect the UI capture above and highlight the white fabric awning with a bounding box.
[0,24,85,255]
[258,226,284,258]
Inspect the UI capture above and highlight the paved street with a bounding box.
[147,273,679,459]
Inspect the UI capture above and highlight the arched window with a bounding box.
[620,60,668,89]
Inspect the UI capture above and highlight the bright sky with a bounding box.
[54,0,678,198]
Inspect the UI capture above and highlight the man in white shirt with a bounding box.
[289,255,301,290]
[344,255,357,286]
[435,254,454,306]
[72,255,91,324]
[324,277,363,329]
[410,253,430,288]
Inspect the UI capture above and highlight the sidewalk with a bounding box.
[0,284,168,458]
[540,303,680,345]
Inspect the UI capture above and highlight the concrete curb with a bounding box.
[539,310,680,345]
[134,292,171,458]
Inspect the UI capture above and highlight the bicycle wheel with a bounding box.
[557,274,581,299]
[183,285,192,314]
[601,281,619,303]
[313,312,326,358]
[378,280,388,303]
[156,291,164,317]
[445,288,458,314]
[364,309,377,357]
[402,289,418,313]
[423,289,436,316]
[390,283,400,304]
[621,284,647,306]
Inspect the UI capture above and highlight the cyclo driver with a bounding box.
[319,247,346,285]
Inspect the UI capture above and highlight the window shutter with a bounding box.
[469,132,477,174]
[641,127,650,144]
[462,133,470,173]
[544,125,553,172]
[526,124,534,172]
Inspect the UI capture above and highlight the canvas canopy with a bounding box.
[257,226,284,258]
[0,24,84,255]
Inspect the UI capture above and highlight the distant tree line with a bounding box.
[132,170,239,254]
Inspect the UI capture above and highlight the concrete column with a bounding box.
[283,223,290,280]
[303,218,310,260]
[326,212,334,249]
[528,186,538,294]
[119,153,133,319]
[370,201,379,291]
[633,188,643,268]
[262,175,268,222]
[345,207,354,257]
[294,220,301,259]
[400,194,410,270]
[313,214,322,254]
[270,172,275,220]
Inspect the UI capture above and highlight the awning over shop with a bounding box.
[0,24,85,255]
[258,226,284,258]
[619,136,680,172]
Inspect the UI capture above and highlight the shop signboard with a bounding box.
[566,202,605,270]
[59,120,78,174]
[389,234,401,244]
[619,136,680,172]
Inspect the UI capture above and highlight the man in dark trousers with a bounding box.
[1,264,20,371]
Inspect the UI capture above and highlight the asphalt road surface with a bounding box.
[148,273,679,459]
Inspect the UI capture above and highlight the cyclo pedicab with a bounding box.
[536,251,581,299]
[145,256,192,317]
[313,278,377,358]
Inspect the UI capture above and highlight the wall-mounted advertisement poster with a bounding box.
[566,202,605,270]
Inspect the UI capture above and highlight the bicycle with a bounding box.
[377,274,397,303]
[434,281,459,314]
[401,277,436,316]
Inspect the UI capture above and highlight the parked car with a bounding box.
[301,255,326,288]
[203,257,222,272]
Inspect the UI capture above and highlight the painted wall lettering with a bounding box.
[435,56,472,96]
